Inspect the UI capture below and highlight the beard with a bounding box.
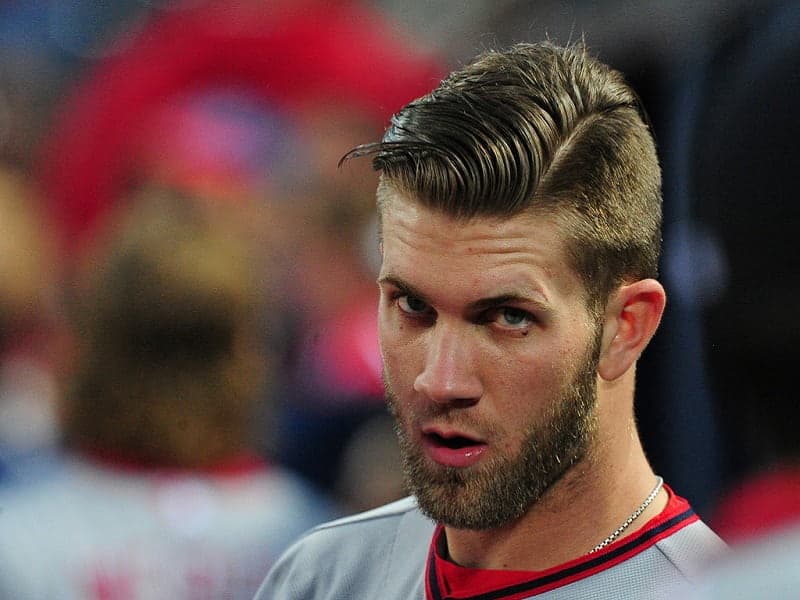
[386,328,601,530]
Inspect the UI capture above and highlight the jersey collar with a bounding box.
[425,485,697,600]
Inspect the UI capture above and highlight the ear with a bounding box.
[597,279,666,381]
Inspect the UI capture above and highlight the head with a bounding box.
[348,41,661,318]
[344,42,665,528]
[63,188,269,468]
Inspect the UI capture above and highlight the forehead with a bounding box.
[378,188,585,304]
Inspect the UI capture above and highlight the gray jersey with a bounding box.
[0,454,335,600]
[255,489,726,600]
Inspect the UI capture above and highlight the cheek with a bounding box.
[490,352,566,417]
[378,311,415,386]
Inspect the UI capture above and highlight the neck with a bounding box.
[442,378,666,571]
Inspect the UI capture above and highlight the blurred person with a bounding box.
[35,0,443,509]
[256,41,726,600]
[0,188,335,599]
[689,522,800,600]
[335,412,405,514]
[0,166,63,486]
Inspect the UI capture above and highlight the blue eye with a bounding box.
[500,308,526,325]
[496,307,533,329]
[398,294,429,315]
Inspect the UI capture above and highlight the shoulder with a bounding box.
[559,493,728,599]
[655,517,729,581]
[646,491,729,586]
[254,496,434,599]
[627,491,728,588]
[600,504,728,599]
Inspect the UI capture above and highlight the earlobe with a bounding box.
[597,279,666,381]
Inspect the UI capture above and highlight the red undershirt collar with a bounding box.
[78,446,269,478]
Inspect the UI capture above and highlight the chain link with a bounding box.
[588,476,664,554]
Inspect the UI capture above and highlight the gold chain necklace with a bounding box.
[588,476,664,554]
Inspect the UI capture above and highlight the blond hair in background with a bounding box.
[64,187,269,468]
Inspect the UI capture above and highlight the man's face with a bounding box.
[378,188,602,530]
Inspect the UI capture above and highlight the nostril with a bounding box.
[413,373,482,407]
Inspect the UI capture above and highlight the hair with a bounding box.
[0,167,55,345]
[343,41,662,313]
[63,187,268,468]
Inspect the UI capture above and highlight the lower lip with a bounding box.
[421,436,487,468]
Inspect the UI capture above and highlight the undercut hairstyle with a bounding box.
[343,41,662,313]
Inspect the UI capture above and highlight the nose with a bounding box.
[413,322,483,406]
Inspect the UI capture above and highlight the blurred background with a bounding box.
[0,0,798,597]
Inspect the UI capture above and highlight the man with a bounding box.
[0,189,335,599]
[255,41,725,600]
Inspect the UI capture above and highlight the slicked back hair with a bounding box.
[343,42,662,314]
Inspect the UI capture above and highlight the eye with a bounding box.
[397,294,430,316]
[491,307,534,330]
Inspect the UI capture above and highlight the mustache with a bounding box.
[384,382,498,437]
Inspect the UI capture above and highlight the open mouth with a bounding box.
[421,429,488,467]
[427,432,480,450]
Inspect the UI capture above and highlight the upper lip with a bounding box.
[420,425,486,444]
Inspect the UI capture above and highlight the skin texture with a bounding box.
[377,184,668,570]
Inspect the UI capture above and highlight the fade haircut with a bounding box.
[343,41,662,314]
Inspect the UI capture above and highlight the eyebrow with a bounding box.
[470,294,536,312]
[377,275,432,305]
[378,274,550,313]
